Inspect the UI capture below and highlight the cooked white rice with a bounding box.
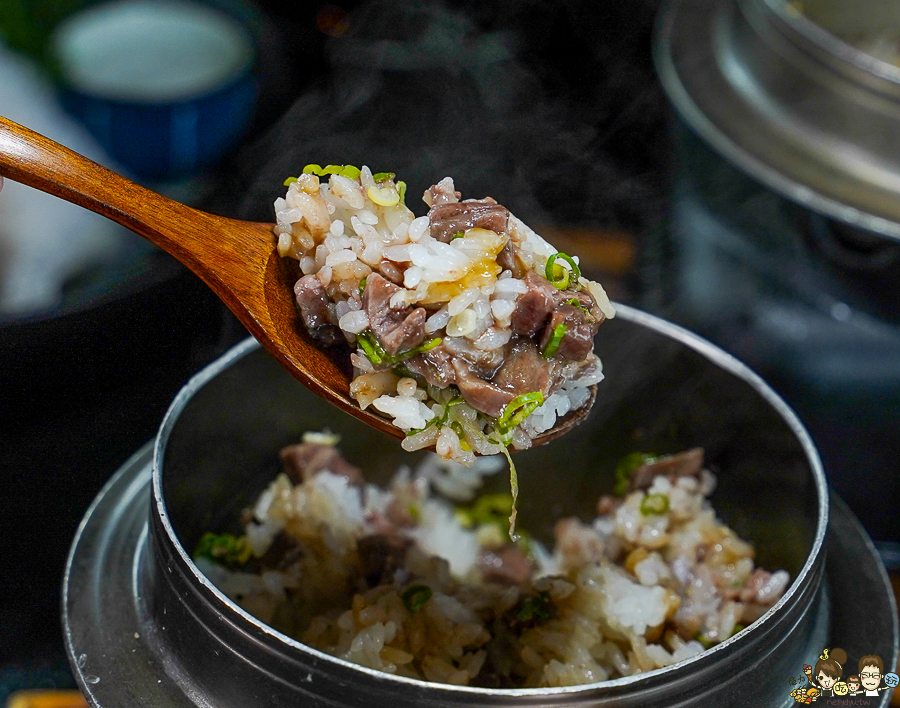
[197,441,789,688]
[276,166,616,466]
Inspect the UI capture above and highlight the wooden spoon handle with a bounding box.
[0,115,270,295]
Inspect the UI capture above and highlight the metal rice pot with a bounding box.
[69,306,830,707]
[653,0,900,550]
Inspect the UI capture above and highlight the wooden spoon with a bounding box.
[0,115,593,447]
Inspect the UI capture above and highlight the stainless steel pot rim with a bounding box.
[762,0,900,84]
[654,0,900,242]
[152,304,829,696]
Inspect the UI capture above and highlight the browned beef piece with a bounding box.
[497,241,527,279]
[597,495,623,516]
[539,304,596,361]
[293,275,342,345]
[258,531,305,571]
[427,182,461,207]
[404,344,457,388]
[362,273,427,355]
[279,443,364,485]
[428,198,510,243]
[452,359,514,418]
[378,260,404,285]
[357,534,412,587]
[568,288,606,324]
[510,272,562,337]
[627,448,705,492]
[491,339,558,398]
[478,544,534,585]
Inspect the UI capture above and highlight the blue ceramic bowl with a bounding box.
[52,0,259,181]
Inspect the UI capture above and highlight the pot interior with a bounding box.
[160,310,821,580]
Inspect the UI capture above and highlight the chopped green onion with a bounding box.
[405,391,461,437]
[397,180,407,204]
[545,253,581,290]
[499,445,519,539]
[356,332,384,365]
[359,275,368,296]
[402,584,432,612]
[567,298,593,318]
[372,172,395,182]
[408,503,421,523]
[194,532,252,568]
[450,420,472,450]
[613,451,657,496]
[695,633,715,650]
[410,337,442,356]
[498,391,544,432]
[451,231,465,240]
[469,494,513,526]
[516,591,553,622]
[300,164,362,180]
[542,322,567,358]
[283,176,299,186]
[640,493,670,516]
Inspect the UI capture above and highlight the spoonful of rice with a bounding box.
[0,116,613,463]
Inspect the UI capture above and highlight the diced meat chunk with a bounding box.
[428,198,510,243]
[258,531,305,571]
[293,274,342,345]
[279,443,363,485]
[404,344,457,388]
[362,273,427,355]
[539,304,596,361]
[425,180,461,208]
[357,534,411,587]
[628,448,706,492]
[478,544,534,585]
[497,241,527,279]
[491,339,558,398]
[510,272,561,337]
[451,359,514,418]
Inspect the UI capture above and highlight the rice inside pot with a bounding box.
[196,436,789,688]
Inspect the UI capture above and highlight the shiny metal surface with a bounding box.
[655,0,900,242]
[64,306,884,707]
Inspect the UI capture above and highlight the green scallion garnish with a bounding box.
[397,180,407,204]
[402,584,432,612]
[545,253,581,290]
[283,176,299,186]
[498,391,544,432]
[640,493,669,516]
[515,591,554,622]
[194,532,252,568]
[300,164,363,180]
[372,172,395,182]
[357,332,384,365]
[613,451,657,496]
[359,275,368,296]
[542,322,567,358]
[499,444,519,539]
[451,231,465,240]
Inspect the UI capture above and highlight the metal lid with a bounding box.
[654,0,900,242]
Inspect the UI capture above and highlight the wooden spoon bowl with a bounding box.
[0,115,593,447]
